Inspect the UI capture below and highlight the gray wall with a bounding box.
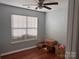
[0,4,46,53]
[46,4,68,46]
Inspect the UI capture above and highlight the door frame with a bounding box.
[66,0,79,59]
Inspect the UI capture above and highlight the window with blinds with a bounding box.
[11,15,38,41]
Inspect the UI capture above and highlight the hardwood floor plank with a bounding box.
[1,48,63,59]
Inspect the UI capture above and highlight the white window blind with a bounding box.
[11,15,38,41]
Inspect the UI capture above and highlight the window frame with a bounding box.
[11,14,38,44]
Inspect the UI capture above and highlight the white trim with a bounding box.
[0,45,37,56]
[71,52,76,57]
[65,51,76,58]
[11,39,36,44]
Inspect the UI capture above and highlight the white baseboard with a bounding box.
[0,45,37,56]
[71,52,76,57]
[65,51,76,58]
[0,48,76,59]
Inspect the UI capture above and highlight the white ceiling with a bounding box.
[0,0,68,12]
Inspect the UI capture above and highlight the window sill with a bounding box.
[10,39,36,44]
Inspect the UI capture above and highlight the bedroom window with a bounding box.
[11,15,38,42]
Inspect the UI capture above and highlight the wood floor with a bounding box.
[1,48,63,59]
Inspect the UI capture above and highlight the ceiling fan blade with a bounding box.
[44,2,58,5]
[43,6,52,10]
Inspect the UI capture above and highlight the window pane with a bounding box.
[27,29,37,39]
[27,17,37,28]
[12,29,26,39]
[11,15,27,28]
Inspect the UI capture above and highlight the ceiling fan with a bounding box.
[23,0,58,10]
[36,0,58,10]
